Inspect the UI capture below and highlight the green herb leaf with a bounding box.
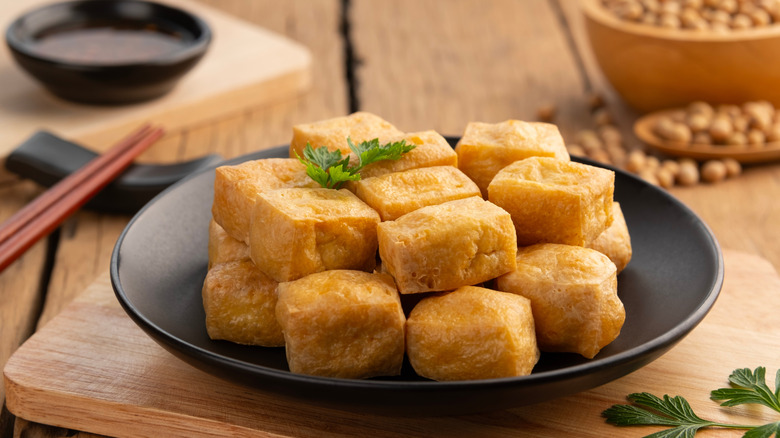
[303,162,331,188]
[295,143,349,189]
[302,142,350,171]
[296,137,416,189]
[325,163,360,189]
[348,137,416,170]
[743,422,780,438]
[603,368,780,437]
[711,367,780,413]
[644,427,708,438]
[603,393,716,436]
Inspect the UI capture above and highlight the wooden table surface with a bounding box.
[1,1,779,437]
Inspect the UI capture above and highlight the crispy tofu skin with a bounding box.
[496,243,624,359]
[212,158,317,243]
[455,120,569,196]
[289,111,403,158]
[488,156,614,247]
[276,270,406,379]
[406,286,539,381]
[357,130,458,180]
[588,202,632,273]
[250,187,380,282]
[208,219,250,269]
[202,260,284,347]
[354,166,481,221]
[377,197,517,294]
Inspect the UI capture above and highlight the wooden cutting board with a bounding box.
[0,0,311,156]
[4,249,780,437]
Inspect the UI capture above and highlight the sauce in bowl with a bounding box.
[6,0,211,103]
[31,23,191,65]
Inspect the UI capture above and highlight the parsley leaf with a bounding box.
[348,137,416,170]
[296,137,416,189]
[603,367,780,437]
[710,367,780,413]
[602,393,720,437]
[325,163,360,187]
[744,422,780,438]
[304,142,350,170]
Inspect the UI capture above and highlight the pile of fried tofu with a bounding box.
[203,112,632,381]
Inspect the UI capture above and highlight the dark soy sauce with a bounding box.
[31,23,189,64]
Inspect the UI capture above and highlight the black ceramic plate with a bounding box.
[111,143,723,416]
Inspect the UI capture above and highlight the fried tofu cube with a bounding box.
[588,202,632,273]
[249,187,380,282]
[212,158,317,243]
[377,196,517,294]
[358,130,458,180]
[289,111,403,158]
[455,120,570,196]
[488,156,614,247]
[202,260,284,347]
[406,286,539,381]
[208,219,250,269]
[354,166,481,221]
[496,243,624,359]
[275,270,406,379]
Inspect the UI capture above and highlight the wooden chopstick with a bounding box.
[0,124,154,244]
[0,125,165,273]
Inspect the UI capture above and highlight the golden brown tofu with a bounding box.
[588,202,632,273]
[275,270,406,379]
[406,286,539,381]
[212,158,317,243]
[354,166,481,221]
[496,243,624,359]
[377,196,517,294]
[202,260,284,347]
[455,120,570,196]
[488,156,614,247]
[249,187,380,282]
[358,130,458,180]
[208,219,250,269]
[289,111,403,158]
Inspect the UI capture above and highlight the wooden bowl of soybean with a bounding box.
[581,0,780,113]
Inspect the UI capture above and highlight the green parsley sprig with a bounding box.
[602,367,780,437]
[295,137,416,189]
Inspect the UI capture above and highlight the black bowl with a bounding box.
[5,0,211,104]
[111,141,724,416]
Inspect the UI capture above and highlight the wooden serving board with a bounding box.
[4,249,780,438]
[0,0,311,156]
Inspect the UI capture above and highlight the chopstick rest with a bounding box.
[0,125,166,273]
[5,131,223,214]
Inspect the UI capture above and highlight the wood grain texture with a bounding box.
[669,167,780,271]
[581,0,780,113]
[5,250,779,438]
[557,0,643,150]
[561,0,780,272]
[350,0,592,141]
[0,0,312,156]
[8,2,346,435]
[0,169,46,416]
[34,0,348,332]
[8,0,780,436]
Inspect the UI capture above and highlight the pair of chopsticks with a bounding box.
[0,124,165,273]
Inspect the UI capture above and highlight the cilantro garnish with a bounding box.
[603,367,780,437]
[295,137,415,189]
